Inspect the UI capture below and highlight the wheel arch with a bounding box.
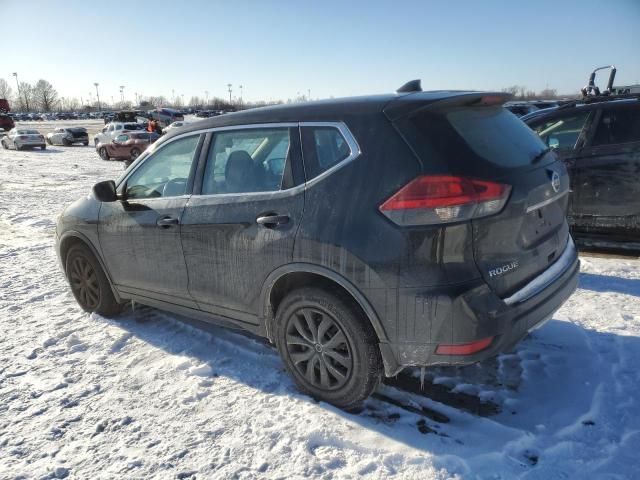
[58,231,122,303]
[260,263,389,345]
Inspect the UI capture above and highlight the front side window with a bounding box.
[591,106,640,146]
[201,128,290,194]
[532,111,591,150]
[125,135,199,199]
[301,126,351,179]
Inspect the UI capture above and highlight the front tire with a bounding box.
[40,145,46,150]
[99,147,109,160]
[65,244,124,316]
[275,287,381,410]
[63,138,71,146]
[46,137,52,145]
[1,140,7,149]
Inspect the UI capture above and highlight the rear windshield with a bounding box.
[405,106,548,170]
[444,107,547,167]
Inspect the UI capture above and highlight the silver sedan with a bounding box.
[1,128,47,150]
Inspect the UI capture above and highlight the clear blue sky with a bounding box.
[2,0,639,104]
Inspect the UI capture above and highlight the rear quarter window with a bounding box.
[301,126,352,179]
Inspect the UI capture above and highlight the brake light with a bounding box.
[435,337,493,355]
[379,175,511,226]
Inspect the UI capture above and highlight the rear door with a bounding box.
[181,125,305,324]
[569,103,640,238]
[392,96,573,298]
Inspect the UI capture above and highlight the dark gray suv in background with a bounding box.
[56,82,579,409]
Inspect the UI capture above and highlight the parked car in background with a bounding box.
[150,108,184,126]
[47,127,89,146]
[162,120,191,134]
[0,113,15,133]
[522,96,640,248]
[57,83,579,409]
[96,131,159,161]
[1,128,46,150]
[93,122,144,147]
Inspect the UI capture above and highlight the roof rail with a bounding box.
[558,92,640,110]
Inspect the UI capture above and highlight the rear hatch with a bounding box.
[387,92,571,298]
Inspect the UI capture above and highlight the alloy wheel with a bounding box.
[68,255,100,310]
[285,307,353,390]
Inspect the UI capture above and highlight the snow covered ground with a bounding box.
[1,145,639,479]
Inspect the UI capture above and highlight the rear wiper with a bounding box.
[531,147,551,164]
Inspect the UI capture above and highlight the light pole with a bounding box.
[12,72,27,111]
[227,84,232,105]
[205,90,209,107]
[172,89,175,105]
[119,85,125,104]
[239,85,243,107]
[135,92,139,106]
[94,83,101,112]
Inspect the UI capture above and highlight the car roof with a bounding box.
[167,90,497,139]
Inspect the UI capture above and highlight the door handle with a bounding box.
[256,214,289,228]
[156,216,180,228]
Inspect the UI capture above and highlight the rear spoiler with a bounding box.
[384,92,513,122]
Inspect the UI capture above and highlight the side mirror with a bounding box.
[93,180,118,202]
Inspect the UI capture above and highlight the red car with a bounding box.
[97,131,159,161]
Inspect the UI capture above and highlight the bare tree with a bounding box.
[66,97,80,110]
[0,79,12,100]
[15,82,35,111]
[501,85,521,96]
[538,88,558,99]
[33,79,59,112]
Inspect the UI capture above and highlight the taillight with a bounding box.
[379,175,511,226]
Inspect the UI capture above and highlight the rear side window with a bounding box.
[532,111,591,150]
[591,106,640,146]
[201,128,291,195]
[301,126,351,179]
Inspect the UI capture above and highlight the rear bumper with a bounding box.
[379,240,580,376]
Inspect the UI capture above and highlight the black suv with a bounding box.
[56,84,579,408]
[522,96,640,248]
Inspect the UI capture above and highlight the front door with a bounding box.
[569,104,640,239]
[181,125,305,324]
[98,134,203,306]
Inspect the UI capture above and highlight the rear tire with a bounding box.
[130,148,140,161]
[1,140,7,149]
[63,138,71,146]
[83,141,89,146]
[99,147,109,160]
[40,145,46,150]
[275,287,381,410]
[46,137,52,145]
[16,143,22,151]
[65,244,125,316]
